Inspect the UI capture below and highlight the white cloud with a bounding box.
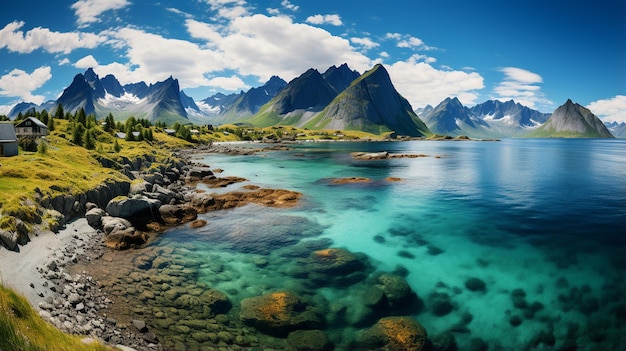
[0,103,14,116]
[104,27,225,87]
[206,76,249,91]
[95,13,372,93]
[185,19,223,46]
[387,55,484,108]
[201,0,249,20]
[71,0,130,26]
[398,37,423,48]
[587,95,626,123]
[281,0,299,11]
[59,58,71,65]
[0,66,52,104]
[350,37,379,50]
[494,67,551,109]
[499,67,542,84]
[267,8,280,15]
[386,32,432,50]
[219,15,372,82]
[0,21,106,54]
[306,14,343,26]
[166,7,193,19]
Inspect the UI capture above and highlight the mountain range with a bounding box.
[5,65,621,138]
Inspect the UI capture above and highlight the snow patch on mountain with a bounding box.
[99,92,145,110]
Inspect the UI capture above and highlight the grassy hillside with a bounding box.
[0,284,112,351]
[0,119,191,223]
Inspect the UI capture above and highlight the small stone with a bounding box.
[465,278,487,292]
[132,319,148,333]
[75,303,85,312]
[509,315,523,327]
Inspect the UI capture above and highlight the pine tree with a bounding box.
[76,108,87,127]
[54,104,64,119]
[113,138,121,152]
[72,123,85,146]
[84,129,95,150]
[40,110,49,124]
[104,113,115,132]
[125,124,135,141]
[47,116,55,131]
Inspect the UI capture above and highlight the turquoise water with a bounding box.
[157,139,626,349]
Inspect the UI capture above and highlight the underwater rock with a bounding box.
[360,316,427,351]
[328,177,372,184]
[428,331,458,351]
[189,219,207,228]
[511,288,528,309]
[362,285,386,308]
[351,152,428,160]
[509,315,523,327]
[426,245,444,256]
[240,291,323,337]
[468,337,488,351]
[464,278,487,292]
[204,188,302,211]
[377,273,415,308]
[202,176,247,188]
[307,248,369,287]
[287,329,332,351]
[310,248,366,275]
[427,292,454,317]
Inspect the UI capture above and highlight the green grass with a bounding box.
[0,284,112,351]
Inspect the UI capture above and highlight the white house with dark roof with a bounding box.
[0,122,18,157]
[15,117,48,138]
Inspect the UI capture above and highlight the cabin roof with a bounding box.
[15,117,47,129]
[0,122,17,142]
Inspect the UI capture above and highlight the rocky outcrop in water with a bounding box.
[359,316,428,351]
[240,291,323,337]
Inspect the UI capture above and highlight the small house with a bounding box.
[0,122,18,157]
[15,117,48,138]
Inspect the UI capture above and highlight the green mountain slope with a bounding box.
[306,64,430,137]
[525,99,614,138]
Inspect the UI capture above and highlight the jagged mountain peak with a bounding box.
[307,63,430,137]
[270,67,337,115]
[526,99,614,138]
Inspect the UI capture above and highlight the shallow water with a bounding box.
[103,139,626,350]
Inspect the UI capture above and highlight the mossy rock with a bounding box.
[360,316,428,351]
[287,329,332,351]
[240,291,323,337]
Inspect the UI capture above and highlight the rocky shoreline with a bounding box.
[0,141,304,350]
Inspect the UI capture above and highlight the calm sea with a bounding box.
[146,139,626,350]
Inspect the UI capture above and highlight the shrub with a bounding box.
[37,141,48,155]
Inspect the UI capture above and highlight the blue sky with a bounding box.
[0,0,624,122]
